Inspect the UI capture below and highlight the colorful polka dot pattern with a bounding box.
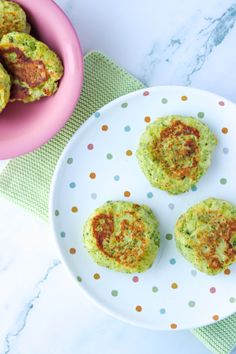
[71,206,78,213]
[222,127,228,134]
[87,144,94,150]
[144,116,151,123]
[197,112,204,119]
[224,268,231,275]
[126,150,133,156]
[124,191,131,197]
[161,98,168,104]
[191,185,197,192]
[93,273,100,280]
[166,233,173,240]
[147,192,153,198]
[223,147,229,154]
[220,178,227,185]
[54,88,236,330]
[132,276,139,283]
[89,172,96,179]
[107,153,113,160]
[152,286,158,293]
[169,258,176,265]
[101,125,109,131]
[136,305,142,312]
[210,287,216,294]
[111,290,118,297]
[170,323,177,329]
[67,158,73,164]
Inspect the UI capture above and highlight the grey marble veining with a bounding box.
[3,260,61,354]
[54,0,236,101]
[141,2,236,87]
[186,3,236,84]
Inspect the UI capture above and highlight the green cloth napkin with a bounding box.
[0,51,235,354]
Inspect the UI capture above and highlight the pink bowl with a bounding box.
[0,0,83,159]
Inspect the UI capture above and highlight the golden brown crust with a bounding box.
[0,7,27,39]
[92,211,147,267]
[0,47,48,88]
[190,211,236,272]
[152,120,200,180]
[84,201,160,273]
[92,214,114,250]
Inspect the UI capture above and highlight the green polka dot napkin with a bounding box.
[0,51,236,354]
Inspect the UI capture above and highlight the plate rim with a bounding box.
[49,85,236,330]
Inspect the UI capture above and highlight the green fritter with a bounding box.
[0,32,63,103]
[83,201,160,273]
[0,62,10,112]
[136,115,217,194]
[0,0,30,39]
[175,198,236,275]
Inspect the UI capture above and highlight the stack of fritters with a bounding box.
[0,0,63,112]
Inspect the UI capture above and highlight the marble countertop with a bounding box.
[1,0,236,353]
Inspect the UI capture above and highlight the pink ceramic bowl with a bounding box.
[0,0,83,159]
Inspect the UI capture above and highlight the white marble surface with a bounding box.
[1,0,236,353]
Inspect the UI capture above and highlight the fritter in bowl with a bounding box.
[136,115,217,194]
[0,32,63,103]
[175,198,236,275]
[83,201,160,273]
[0,62,10,112]
[0,0,30,39]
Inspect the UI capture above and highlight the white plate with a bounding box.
[50,86,236,330]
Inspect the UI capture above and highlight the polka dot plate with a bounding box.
[50,86,236,330]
